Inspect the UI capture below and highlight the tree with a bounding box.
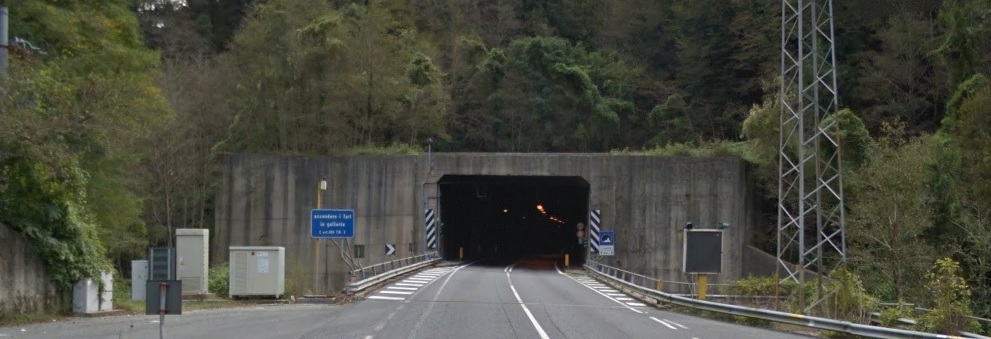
[848,12,947,134]
[454,36,640,151]
[847,126,935,302]
[1,0,167,289]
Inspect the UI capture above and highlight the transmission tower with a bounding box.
[777,0,847,312]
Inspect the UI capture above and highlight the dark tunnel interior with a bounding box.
[438,175,590,265]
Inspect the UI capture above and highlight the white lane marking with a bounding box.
[405,278,431,282]
[396,283,424,287]
[650,317,677,330]
[606,293,625,297]
[380,290,414,295]
[407,261,478,337]
[627,302,647,307]
[368,296,406,300]
[564,276,643,314]
[364,336,373,339]
[615,297,634,301]
[387,286,418,291]
[665,319,688,329]
[506,265,550,339]
[555,262,565,274]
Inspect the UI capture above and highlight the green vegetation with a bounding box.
[208,263,231,298]
[920,258,980,334]
[3,0,991,325]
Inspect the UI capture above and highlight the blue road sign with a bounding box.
[311,209,355,238]
[599,230,615,256]
[599,231,615,245]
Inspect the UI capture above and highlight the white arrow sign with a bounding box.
[385,244,396,255]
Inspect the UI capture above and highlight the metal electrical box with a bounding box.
[176,229,209,294]
[229,246,285,298]
[682,229,723,274]
[149,248,177,281]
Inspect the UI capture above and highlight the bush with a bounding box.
[729,276,797,308]
[819,267,878,323]
[919,258,980,334]
[208,263,230,298]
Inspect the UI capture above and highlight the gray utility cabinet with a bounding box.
[229,246,285,298]
[176,229,209,294]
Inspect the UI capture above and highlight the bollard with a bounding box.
[697,274,708,301]
[564,254,569,269]
[656,279,663,291]
[459,247,464,260]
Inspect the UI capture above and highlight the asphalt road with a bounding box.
[0,258,813,339]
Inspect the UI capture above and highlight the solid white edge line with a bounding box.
[650,317,677,330]
[665,319,688,329]
[507,270,550,339]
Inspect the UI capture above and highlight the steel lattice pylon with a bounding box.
[777,0,847,312]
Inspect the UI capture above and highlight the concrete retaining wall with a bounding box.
[215,153,760,294]
[0,223,59,319]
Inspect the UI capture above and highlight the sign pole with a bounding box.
[697,274,708,300]
[313,183,321,293]
[159,283,167,339]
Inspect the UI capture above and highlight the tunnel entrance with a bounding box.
[438,175,590,265]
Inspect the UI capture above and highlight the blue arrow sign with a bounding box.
[311,209,355,238]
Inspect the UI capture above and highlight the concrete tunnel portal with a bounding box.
[438,175,590,265]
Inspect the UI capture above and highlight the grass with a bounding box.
[0,312,69,327]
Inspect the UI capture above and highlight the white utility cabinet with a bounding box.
[229,246,285,298]
[73,271,113,314]
[131,260,148,301]
[176,228,209,294]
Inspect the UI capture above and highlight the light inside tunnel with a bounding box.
[438,175,590,264]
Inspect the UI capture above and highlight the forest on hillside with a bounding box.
[1,0,990,331]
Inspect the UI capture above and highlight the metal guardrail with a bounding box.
[582,261,733,293]
[868,308,991,339]
[346,253,440,294]
[584,260,968,339]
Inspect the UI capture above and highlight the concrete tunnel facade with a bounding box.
[213,153,762,295]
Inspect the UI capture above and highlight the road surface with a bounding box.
[0,258,812,338]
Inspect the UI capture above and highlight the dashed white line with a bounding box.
[665,319,688,329]
[627,302,647,307]
[380,290,414,295]
[367,296,405,301]
[387,286,418,291]
[396,283,424,287]
[650,317,677,330]
[564,276,643,314]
